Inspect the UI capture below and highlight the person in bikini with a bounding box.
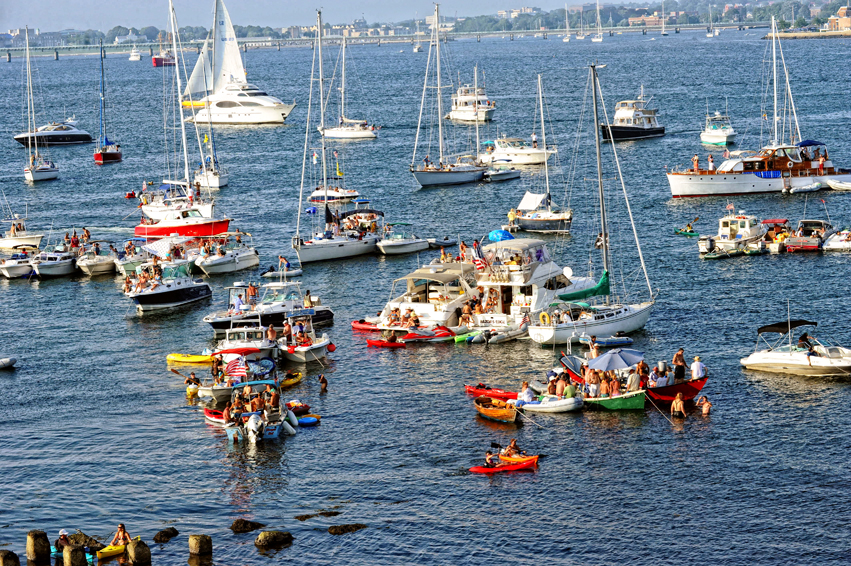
[109,524,132,547]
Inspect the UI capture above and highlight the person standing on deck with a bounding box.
[690,356,707,381]
[692,154,700,172]
[531,132,538,148]
[672,348,687,383]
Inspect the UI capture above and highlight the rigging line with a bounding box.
[411,30,434,167]
[645,393,678,426]
[595,71,653,299]
[295,26,319,239]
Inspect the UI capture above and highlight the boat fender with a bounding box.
[281,421,297,435]
[327,343,336,352]
[288,346,296,354]
[286,409,299,428]
[539,312,550,325]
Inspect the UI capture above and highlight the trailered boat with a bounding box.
[697,210,766,254]
[600,85,665,142]
[93,39,122,164]
[740,319,851,376]
[667,18,851,198]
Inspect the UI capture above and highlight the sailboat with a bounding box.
[528,64,655,345]
[413,17,424,52]
[410,4,486,187]
[592,0,604,42]
[512,76,572,233]
[320,38,377,140]
[22,27,58,182]
[661,1,669,35]
[576,11,587,39]
[94,40,122,164]
[184,0,295,124]
[707,4,715,38]
[563,5,570,42]
[291,11,382,264]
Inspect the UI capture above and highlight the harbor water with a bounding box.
[1,30,851,563]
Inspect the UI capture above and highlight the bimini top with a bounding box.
[395,264,475,284]
[797,140,825,147]
[339,208,384,219]
[761,219,789,225]
[757,320,817,334]
[482,238,547,252]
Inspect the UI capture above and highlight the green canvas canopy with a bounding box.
[556,270,610,302]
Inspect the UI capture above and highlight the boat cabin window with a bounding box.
[777,148,802,162]
[246,91,268,96]
[216,101,241,108]
[240,101,261,107]
[543,274,572,290]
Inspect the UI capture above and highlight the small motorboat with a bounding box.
[485,165,521,182]
[367,339,406,348]
[278,312,332,363]
[469,459,537,474]
[0,253,34,278]
[473,396,518,423]
[261,263,303,278]
[129,46,142,61]
[14,117,93,146]
[464,383,517,401]
[583,390,647,410]
[32,245,77,278]
[1,214,44,250]
[785,219,835,252]
[826,179,851,191]
[124,262,212,312]
[740,319,851,375]
[76,241,117,276]
[427,236,458,249]
[308,187,360,204]
[579,335,634,348]
[823,230,851,251]
[520,394,583,413]
[194,234,260,275]
[376,226,429,255]
[0,357,16,370]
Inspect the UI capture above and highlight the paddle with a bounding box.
[680,216,699,232]
[169,367,207,386]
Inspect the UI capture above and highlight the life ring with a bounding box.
[539,312,551,325]
[787,162,793,168]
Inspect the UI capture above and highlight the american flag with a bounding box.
[726,202,734,210]
[471,241,488,271]
[225,357,247,377]
[521,313,530,326]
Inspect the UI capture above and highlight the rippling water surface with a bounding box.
[2,29,851,564]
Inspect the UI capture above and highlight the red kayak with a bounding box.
[367,339,406,348]
[646,377,708,403]
[464,384,518,401]
[351,320,381,332]
[469,459,537,474]
[402,326,455,342]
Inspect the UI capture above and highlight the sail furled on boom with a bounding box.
[556,270,610,301]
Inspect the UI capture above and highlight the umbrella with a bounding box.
[488,229,515,242]
[586,348,645,371]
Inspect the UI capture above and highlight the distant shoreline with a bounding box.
[766,30,851,39]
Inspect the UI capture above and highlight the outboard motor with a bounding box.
[245,414,264,443]
[698,235,715,254]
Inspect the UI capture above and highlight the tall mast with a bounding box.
[538,75,551,212]
[340,37,346,120]
[98,39,105,151]
[474,66,480,162]
[772,16,778,145]
[434,4,445,165]
[25,27,34,161]
[169,0,191,185]
[317,11,329,206]
[590,64,610,300]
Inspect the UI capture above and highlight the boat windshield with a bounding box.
[163,264,190,279]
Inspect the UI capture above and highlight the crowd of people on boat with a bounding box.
[384,307,421,328]
[221,383,282,425]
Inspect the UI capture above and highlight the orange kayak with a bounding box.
[499,454,539,465]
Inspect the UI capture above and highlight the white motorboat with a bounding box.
[139,182,214,221]
[698,211,767,254]
[125,262,212,312]
[484,165,521,182]
[528,64,656,346]
[740,319,851,376]
[76,241,117,276]
[194,233,259,275]
[427,236,458,249]
[308,187,360,204]
[823,229,851,251]
[376,226,429,255]
[479,135,556,165]
[32,245,77,278]
[129,46,141,61]
[410,7,486,188]
[447,71,495,122]
[20,28,59,182]
[700,110,737,145]
[278,312,331,363]
[216,323,278,362]
[785,219,836,252]
[0,357,16,369]
[519,394,583,413]
[0,253,34,278]
[183,0,294,125]
[114,238,152,276]
[667,18,851,198]
[601,86,665,141]
[319,38,377,140]
[0,213,43,250]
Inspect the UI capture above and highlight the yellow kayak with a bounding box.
[97,537,139,559]
[181,100,206,107]
[280,372,302,388]
[167,353,213,365]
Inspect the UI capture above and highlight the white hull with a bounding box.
[0,234,43,250]
[520,395,583,413]
[479,148,555,165]
[189,103,295,125]
[376,239,430,255]
[294,235,378,263]
[115,257,145,277]
[77,258,116,275]
[195,249,260,275]
[320,126,377,139]
[700,131,736,145]
[740,352,851,376]
[823,231,851,251]
[24,167,59,182]
[667,171,851,198]
[142,202,214,221]
[528,302,654,345]
[281,336,330,363]
[195,170,229,189]
[412,169,485,187]
[0,261,33,278]
[34,259,77,277]
[447,107,495,122]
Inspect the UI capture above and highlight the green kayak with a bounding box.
[454,331,481,343]
[674,228,699,237]
[704,248,744,260]
[584,390,646,410]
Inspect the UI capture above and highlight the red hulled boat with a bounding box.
[464,384,518,401]
[645,377,708,403]
[134,210,230,239]
[94,146,122,164]
[152,51,175,67]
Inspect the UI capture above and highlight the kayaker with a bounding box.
[318,373,328,393]
[55,530,72,551]
[184,372,201,387]
[386,334,398,343]
[109,524,132,547]
[484,451,509,468]
[503,439,523,457]
[696,396,712,416]
[671,392,686,419]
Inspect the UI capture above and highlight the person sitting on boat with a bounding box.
[250,394,265,413]
[123,276,133,294]
[546,376,558,395]
[149,273,162,292]
[484,451,510,468]
[806,344,820,366]
[671,392,686,419]
[109,524,132,547]
[586,370,601,398]
[387,308,401,325]
[295,331,312,346]
[696,395,712,416]
[222,401,236,424]
[184,372,201,387]
[55,530,72,551]
[797,332,814,350]
[440,247,450,263]
[515,381,535,406]
[555,373,567,396]
[278,256,292,270]
[564,378,577,399]
[690,356,706,381]
[401,308,413,326]
[404,313,421,329]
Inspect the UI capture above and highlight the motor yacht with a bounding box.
[134,209,230,239]
[479,135,556,165]
[194,233,259,275]
[740,319,851,376]
[128,46,141,61]
[601,86,665,142]
[125,262,211,312]
[188,83,295,125]
[698,211,767,254]
[32,245,77,278]
[447,77,495,122]
[700,111,737,145]
[15,117,92,146]
[308,187,360,204]
[204,281,334,337]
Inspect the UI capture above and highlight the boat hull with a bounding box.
[281,339,329,363]
[528,302,653,345]
[24,167,59,182]
[194,170,228,188]
[0,262,33,278]
[0,234,43,250]
[195,250,260,275]
[376,240,430,255]
[521,395,583,413]
[667,171,851,198]
[740,353,851,376]
[447,108,495,122]
[294,236,378,263]
[15,132,92,146]
[700,131,736,145]
[77,259,116,275]
[33,260,76,277]
[189,103,296,125]
[516,214,572,233]
[473,396,518,423]
[134,219,230,238]
[128,282,212,311]
[412,169,485,187]
[152,56,175,67]
[601,125,665,141]
[646,377,708,403]
[94,150,122,164]
[320,126,377,139]
[480,149,554,165]
[584,390,646,410]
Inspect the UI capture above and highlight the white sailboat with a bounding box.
[592,0,604,42]
[576,11,587,39]
[320,38,377,140]
[413,17,424,52]
[410,5,485,187]
[291,11,381,264]
[22,27,58,182]
[184,0,295,124]
[528,64,655,345]
[707,4,715,38]
[661,0,669,35]
[563,5,570,42]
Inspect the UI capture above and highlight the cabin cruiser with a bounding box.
[32,245,77,278]
[700,111,737,145]
[785,219,835,252]
[277,311,331,363]
[204,281,334,337]
[125,262,212,312]
[134,209,230,239]
[195,233,259,275]
[479,135,556,165]
[188,83,296,125]
[0,253,34,278]
[0,216,43,250]
[376,225,429,255]
[740,319,851,376]
[152,49,175,67]
[512,192,572,233]
[446,82,495,122]
[76,241,117,276]
[128,46,141,61]
[139,182,214,221]
[698,211,767,254]
[14,118,92,146]
[308,187,360,204]
[601,87,665,141]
